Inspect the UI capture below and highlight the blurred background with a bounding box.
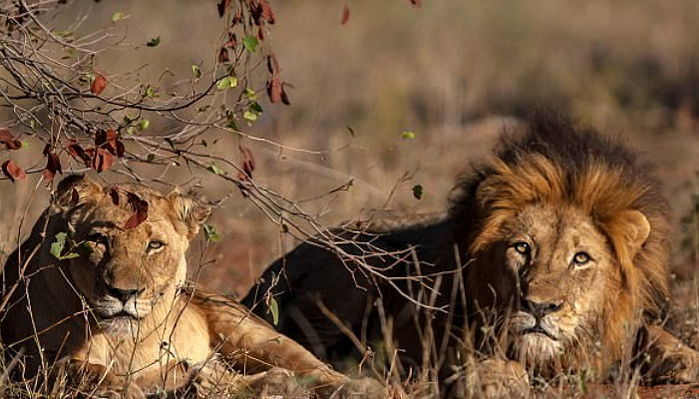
[0,1,697,309]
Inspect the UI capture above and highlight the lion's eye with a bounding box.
[572,251,591,266]
[147,240,165,251]
[512,242,531,255]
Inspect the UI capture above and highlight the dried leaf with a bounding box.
[237,145,256,180]
[0,128,22,150]
[43,150,62,181]
[91,74,107,95]
[124,192,148,229]
[266,55,280,74]
[96,129,124,157]
[67,140,90,164]
[341,6,350,25]
[2,159,26,182]
[217,0,231,17]
[260,0,275,24]
[108,187,120,205]
[88,148,114,173]
[280,85,291,105]
[70,188,80,204]
[218,47,230,63]
[267,76,283,103]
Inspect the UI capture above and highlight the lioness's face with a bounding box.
[56,182,206,334]
[496,204,619,366]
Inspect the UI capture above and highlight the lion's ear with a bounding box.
[53,174,103,209]
[167,191,211,239]
[615,209,651,258]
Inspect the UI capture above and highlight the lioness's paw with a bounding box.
[251,367,309,398]
[467,359,530,399]
[89,382,146,399]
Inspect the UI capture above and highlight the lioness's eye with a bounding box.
[513,242,531,255]
[572,251,591,266]
[147,240,165,251]
[87,233,108,245]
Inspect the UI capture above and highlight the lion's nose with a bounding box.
[520,297,563,320]
[106,285,144,303]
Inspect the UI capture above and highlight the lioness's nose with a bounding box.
[106,285,144,303]
[520,297,563,319]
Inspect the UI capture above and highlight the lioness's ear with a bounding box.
[53,174,103,209]
[167,191,211,239]
[616,209,651,257]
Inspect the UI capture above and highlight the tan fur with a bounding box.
[0,176,363,398]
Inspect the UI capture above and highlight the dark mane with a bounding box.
[448,111,671,316]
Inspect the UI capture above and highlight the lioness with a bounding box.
[244,115,699,396]
[1,175,382,398]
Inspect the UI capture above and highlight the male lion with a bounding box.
[1,175,382,398]
[244,115,699,396]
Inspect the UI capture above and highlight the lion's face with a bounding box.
[499,204,619,368]
[468,201,650,372]
[52,178,209,334]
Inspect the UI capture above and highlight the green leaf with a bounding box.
[402,131,416,140]
[216,76,238,90]
[138,119,150,130]
[144,85,156,97]
[203,224,220,243]
[412,184,423,200]
[191,65,202,78]
[268,297,280,326]
[249,102,263,113]
[111,12,125,22]
[243,111,258,122]
[146,36,160,47]
[50,232,80,260]
[208,163,225,175]
[242,35,258,52]
[245,88,257,100]
[50,232,68,259]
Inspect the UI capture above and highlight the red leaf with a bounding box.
[91,74,107,95]
[108,187,120,205]
[217,0,231,17]
[89,148,114,173]
[0,128,22,150]
[96,129,124,157]
[67,140,90,165]
[281,85,291,105]
[266,55,280,74]
[2,159,26,182]
[218,48,230,63]
[267,76,283,103]
[42,150,62,182]
[237,145,256,181]
[260,0,275,24]
[124,192,148,229]
[341,6,350,25]
[71,188,80,204]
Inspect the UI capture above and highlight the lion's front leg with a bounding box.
[640,325,699,383]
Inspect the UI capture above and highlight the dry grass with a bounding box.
[1,0,698,397]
